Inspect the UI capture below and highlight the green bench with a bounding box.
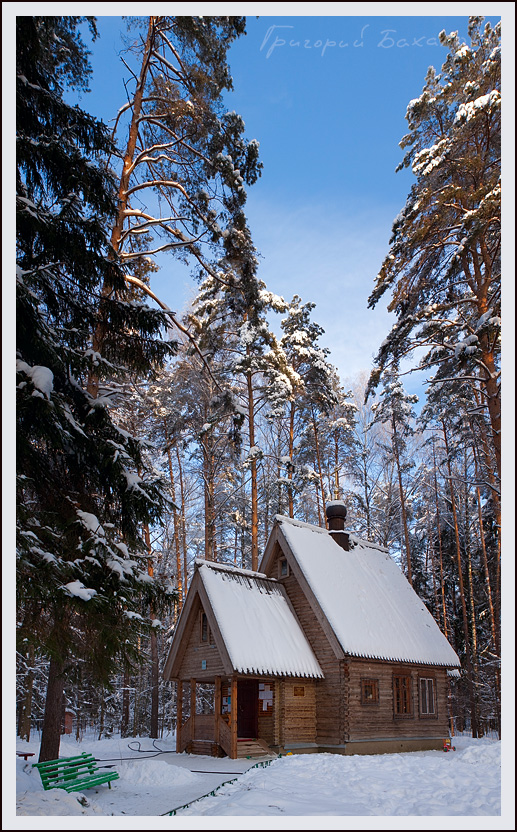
[33,752,119,793]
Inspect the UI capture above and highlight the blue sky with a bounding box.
[8,6,507,397]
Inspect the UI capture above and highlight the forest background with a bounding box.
[7,4,514,765]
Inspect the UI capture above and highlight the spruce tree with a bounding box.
[16,16,175,761]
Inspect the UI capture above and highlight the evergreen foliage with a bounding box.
[15,15,502,749]
[367,17,501,481]
[16,16,176,760]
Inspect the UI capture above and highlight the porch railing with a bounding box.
[178,713,226,753]
[216,715,232,757]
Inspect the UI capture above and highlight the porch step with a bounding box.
[236,738,273,759]
[186,740,225,757]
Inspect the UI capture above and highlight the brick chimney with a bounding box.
[326,501,349,551]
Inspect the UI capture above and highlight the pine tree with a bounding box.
[368,17,501,481]
[371,371,419,584]
[277,297,339,523]
[87,14,261,391]
[187,241,297,568]
[16,16,175,761]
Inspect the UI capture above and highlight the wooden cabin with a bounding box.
[163,503,460,758]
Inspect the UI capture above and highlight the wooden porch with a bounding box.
[175,676,274,759]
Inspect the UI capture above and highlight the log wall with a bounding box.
[257,680,275,745]
[281,678,317,743]
[177,597,226,680]
[346,658,450,740]
[275,549,344,745]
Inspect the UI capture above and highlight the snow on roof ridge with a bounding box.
[275,514,328,534]
[194,557,275,581]
[349,534,389,554]
[276,515,390,554]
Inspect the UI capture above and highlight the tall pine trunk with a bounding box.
[333,433,341,500]
[392,414,412,585]
[247,366,259,570]
[288,402,295,518]
[164,423,183,608]
[175,445,188,595]
[432,436,449,638]
[39,655,65,762]
[311,411,327,528]
[87,16,157,398]
[150,629,159,738]
[442,421,478,737]
[472,446,500,737]
[145,525,159,738]
[464,247,501,480]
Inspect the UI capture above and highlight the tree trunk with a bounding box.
[333,433,341,500]
[427,534,441,630]
[471,389,501,637]
[263,462,270,545]
[362,436,371,540]
[150,629,159,738]
[87,16,158,398]
[472,447,500,738]
[164,422,183,609]
[442,420,479,738]
[392,414,412,585]
[432,436,449,638]
[471,248,501,481]
[121,665,130,738]
[288,402,295,518]
[145,525,159,738]
[132,647,142,737]
[18,644,34,742]
[247,367,259,571]
[98,698,105,741]
[311,411,327,528]
[39,655,65,763]
[203,439,213,561]
[175,445,189,595]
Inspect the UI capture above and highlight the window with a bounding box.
[200,612,209,642]
[419,677,436,715]
[393,674,413,716]
[279,558,289,577]
[361,679,379,704]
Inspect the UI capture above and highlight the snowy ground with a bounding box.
[9,731,509,829]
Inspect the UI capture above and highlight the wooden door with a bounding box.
[237,680,258,738]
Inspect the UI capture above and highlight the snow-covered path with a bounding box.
[15,734,272,818]
[12,732,505,824]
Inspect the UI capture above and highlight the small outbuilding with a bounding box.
[164,504,460,758]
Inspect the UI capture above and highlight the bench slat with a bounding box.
[58,773,119,793]
[33,753,118,792]
[33,753,95,768]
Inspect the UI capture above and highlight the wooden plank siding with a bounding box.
[346,658,449,740]
[276,558,343,746]
[176,596,227,681]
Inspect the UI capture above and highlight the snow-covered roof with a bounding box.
[275,516,460,668]
[197,560,323,678]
